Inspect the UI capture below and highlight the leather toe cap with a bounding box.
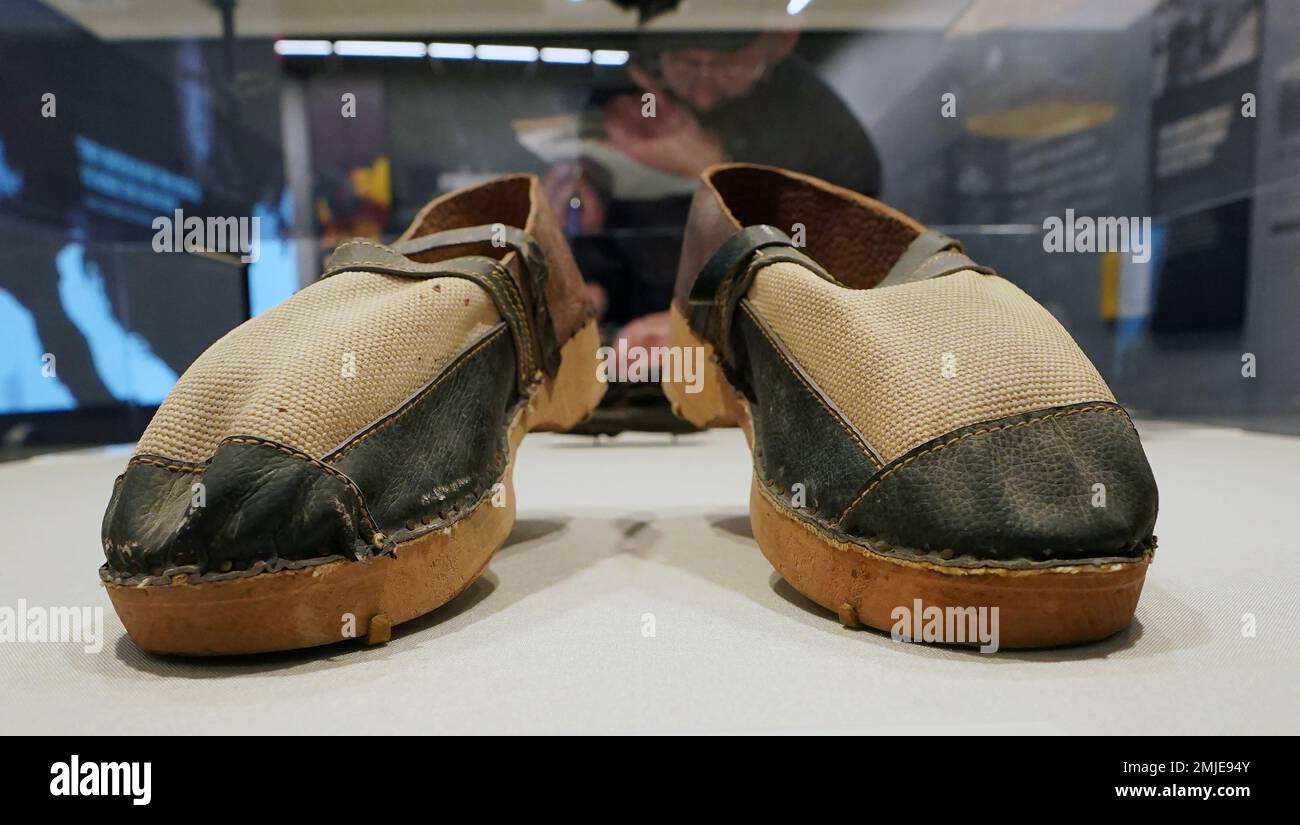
[101,439,379,581]
[838,403,1158,565]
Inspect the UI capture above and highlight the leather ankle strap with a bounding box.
[875,229,994,288]
[391,224,560,378]
[688,224,831,366]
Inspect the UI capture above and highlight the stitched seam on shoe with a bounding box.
[329,259,423,270]
[466,265,533,379]
[337,239,390,253]
[126,454,205,473]
[740,301,883,471]
[482,263,534,366]
[325,240,504,274]
[123,438,383,540]
[832,403,1130,526]
[326,324,509,462]
[488,266,528,328]
[218,435,382,537]
[918,252,977,275]
[926,251,969,265]
[453,262,533,381]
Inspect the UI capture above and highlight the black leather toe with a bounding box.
[837,403,1159,564]
[101,440,379,580]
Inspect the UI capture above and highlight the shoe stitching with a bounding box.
[463,261,536,381]
[120,436,384,544]
[326,324,509,462]
[329,259,422,271]
[926,250,971,265]
[832,402,1131,526]
[336,238,390,252]
[126,454,206,474]
[756,473,1154,572]
[217,435,383,538]
[482,261,533,358]
[917,251,978,275]
[101,436,518,588]
[739,302,883,471]
[460,264,533,378]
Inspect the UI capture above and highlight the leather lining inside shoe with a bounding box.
[400,176,533,265]
[706,166,921,289]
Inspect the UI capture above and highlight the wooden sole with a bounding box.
[662,305,744,429]
[106,320,606,656]
[666,305,1149,649]
[751,482,1148,648]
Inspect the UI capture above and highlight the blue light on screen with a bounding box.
[0,288,77,414]
[55,242,178,406]
[247,188,299,316]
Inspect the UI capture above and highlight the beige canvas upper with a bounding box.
[134,269,500,463]
[744,262,1115,462]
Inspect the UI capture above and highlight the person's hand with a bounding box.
[614,311,673,381]
[541,160,606,234]
[601,67,724,179]
[619,310,671,351]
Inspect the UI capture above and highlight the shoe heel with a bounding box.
[524,318,607,432]
[664,304,746,428]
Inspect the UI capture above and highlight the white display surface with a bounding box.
[1,422,1296,735]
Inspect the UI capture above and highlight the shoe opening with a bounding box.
[400,175,535,265]
[706,165,922,289]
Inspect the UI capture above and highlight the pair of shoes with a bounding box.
[99,166,1158,655]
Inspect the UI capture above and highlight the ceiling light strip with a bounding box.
[273,40,629,65]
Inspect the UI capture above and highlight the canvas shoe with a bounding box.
[664,164,1158,648]
[101,174,604,654]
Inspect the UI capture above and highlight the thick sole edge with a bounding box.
[662,304,744,428]
[667,303,1150,649]
[104,320,605,656]
[751,480,1149,648]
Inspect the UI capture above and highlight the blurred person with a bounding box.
[545,28,881,431]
